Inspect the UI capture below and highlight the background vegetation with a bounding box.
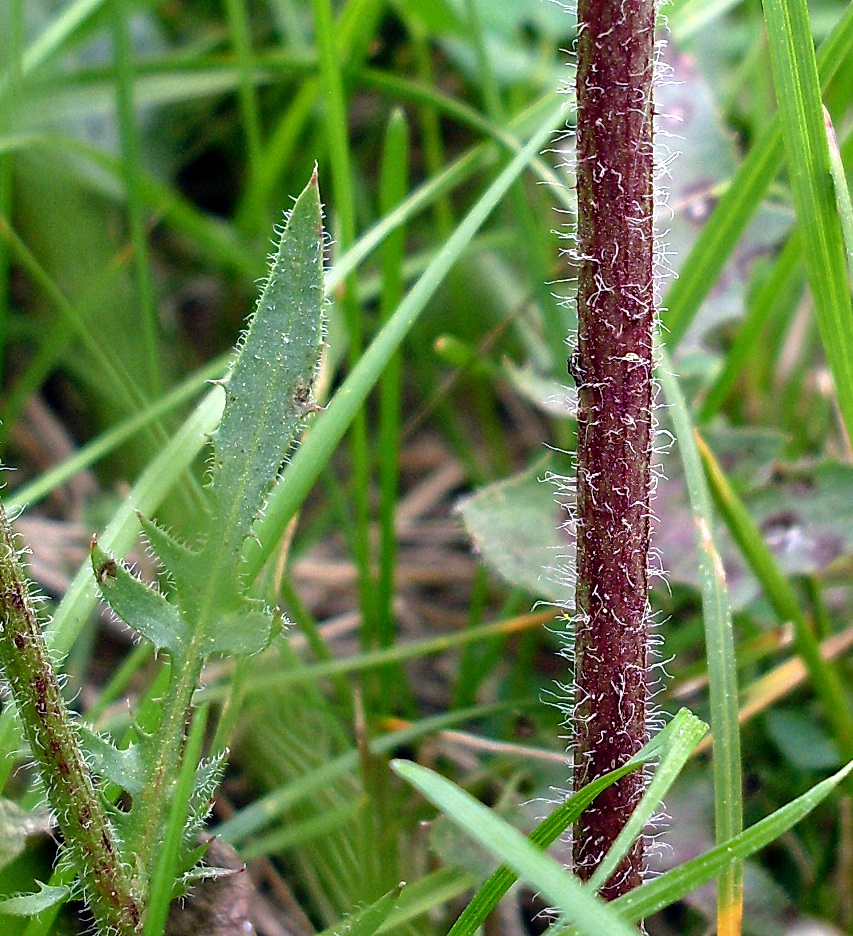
[0,0,852,933]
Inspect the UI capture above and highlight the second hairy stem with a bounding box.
[571,0,656,899]
[0,503,142,934]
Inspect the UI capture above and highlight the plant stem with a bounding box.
[0,499,142,934]
[571,0,656,898]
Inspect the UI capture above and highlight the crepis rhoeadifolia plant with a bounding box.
[0,0,682,928]
[0,174,325,935]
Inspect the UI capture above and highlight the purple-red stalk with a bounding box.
[571,0,656,899]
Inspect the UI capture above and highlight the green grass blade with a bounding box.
[223,0,264,232]
[19,0,107,76]
[697,432,853,757]
[587,711,709,892]
[0,218,154,425]
[825,108,853,276]
[698,232,804,421]
[668,0,745,40]
[7,355,227,509]
[657,350,743,935]
[312,0,373,645]
[611,758,853,921]
[762,0,853,442]
[111,0,161,397]
[445,710,706,936]
[376,107,410,708]
[663,3,853,347]
[326,93,563,292]
[142,705,209,936]
[243,102,565,580]
[215,702,519,846]
[197,612,551,704]
[393,760,642,936]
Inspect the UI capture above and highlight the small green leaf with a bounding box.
[137,513,197,584]
[457,453,571,602]
[208,600,282,657]
[183,752,227,844]
[91,540,188,657]
[0,883,70,916]
[331,885,404,936]
[78,725,145,796]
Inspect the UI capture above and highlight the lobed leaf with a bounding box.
[0,883,70,917]
[78,725,146,797]
[90,540,189,658]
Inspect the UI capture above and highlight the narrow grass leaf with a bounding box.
[393,760,641,936]
[825,107,853,276]
[658,350,743,936]
[611,758,853,921]
[698,233,804,421]
[696,433,853,758]
[19,0,107,76]
[111,0,161,398]
[377,107,411,708]
[215,702,525,846]
[142,705,209,936]
[446,710,706,936]
[587,711,708,892]
[668,0,745,41]
[762,0,853,441]
[7,355,227,510]
[664,3,853,347]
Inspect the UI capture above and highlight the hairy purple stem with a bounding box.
[571,0,656,899]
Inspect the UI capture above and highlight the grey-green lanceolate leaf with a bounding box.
[200,171,325,619]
